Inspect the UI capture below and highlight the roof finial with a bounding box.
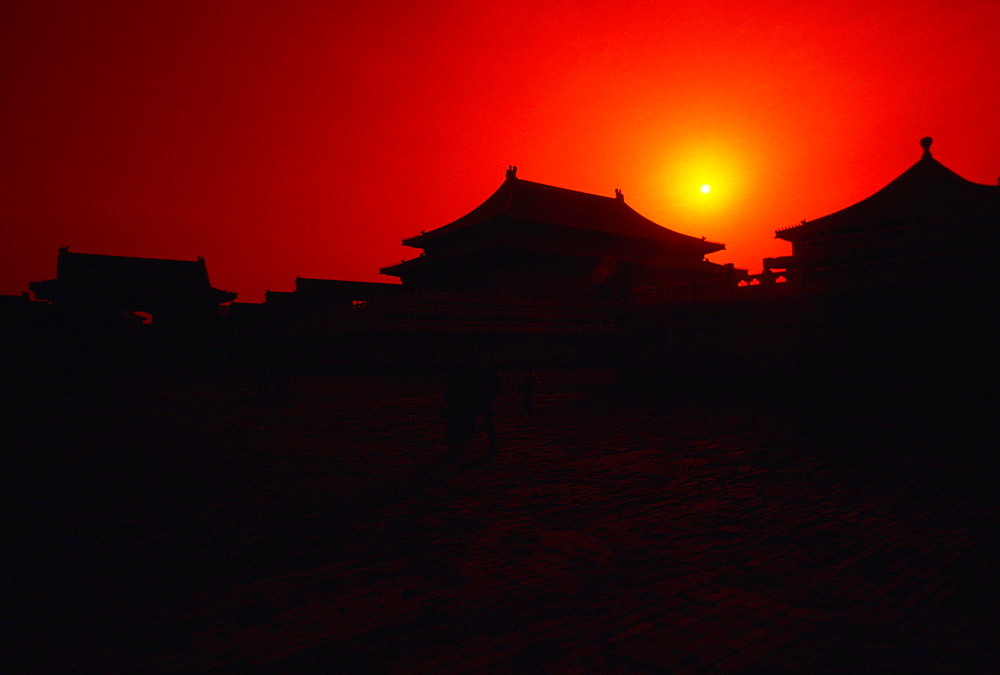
[920,136,933,159]
[506,165,517,180]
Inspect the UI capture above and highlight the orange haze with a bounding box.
[2,0,998,301]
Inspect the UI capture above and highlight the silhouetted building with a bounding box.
[255,276,619,372]
[30,247,236,316]
[29,248,235,369]
[249,169,750,371]
[0,292,55,359]
[381,166,745,302]
[0,292,38,319]
[264,277,402,311]
[766,138,1000,291]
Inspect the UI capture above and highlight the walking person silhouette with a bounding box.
[443,349,503,463]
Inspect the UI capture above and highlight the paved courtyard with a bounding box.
[11,369,999,671]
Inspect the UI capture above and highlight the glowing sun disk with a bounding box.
[701,184,711,194]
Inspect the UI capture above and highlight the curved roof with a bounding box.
[778,139,1000,241]
[406,170,723,254]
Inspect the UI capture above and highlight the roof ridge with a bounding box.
[512,177,619,201]
[59,249,206,265]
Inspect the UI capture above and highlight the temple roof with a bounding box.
[31,248,236,306]
[777,138,1000,241]
[405,167,724,255]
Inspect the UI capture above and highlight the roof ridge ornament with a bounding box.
[614,188,624,202]
[506,165,518,180]
[920,136,933,159]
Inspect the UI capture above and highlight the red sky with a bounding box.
[3,0,998,301]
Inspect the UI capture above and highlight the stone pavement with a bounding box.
[10,370,999,671]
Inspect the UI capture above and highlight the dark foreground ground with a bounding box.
[9,368,999,672]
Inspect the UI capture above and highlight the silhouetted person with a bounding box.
[520,370,540,412]
[442,350,503,462]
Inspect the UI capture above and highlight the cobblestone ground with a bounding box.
[11,370,999,672]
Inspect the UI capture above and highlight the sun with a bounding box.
[655,142,748,224]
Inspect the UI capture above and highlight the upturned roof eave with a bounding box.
[408,213,725,256]
[403,181,510,247]
[776,148,999,241]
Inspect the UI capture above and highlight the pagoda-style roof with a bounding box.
[30,248,236,308]
[777,138,1000,241]
[404,167,724,255]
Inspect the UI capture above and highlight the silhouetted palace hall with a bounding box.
[12,138,998,372]
[765,137,1000,291]
[381,166,744,302]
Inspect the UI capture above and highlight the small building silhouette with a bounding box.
[30,247,236,314]
[767,138,1000,291]
[381,166,745,302]
[29,248,236,369]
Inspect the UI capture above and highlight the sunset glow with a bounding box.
[2,0,998,300]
